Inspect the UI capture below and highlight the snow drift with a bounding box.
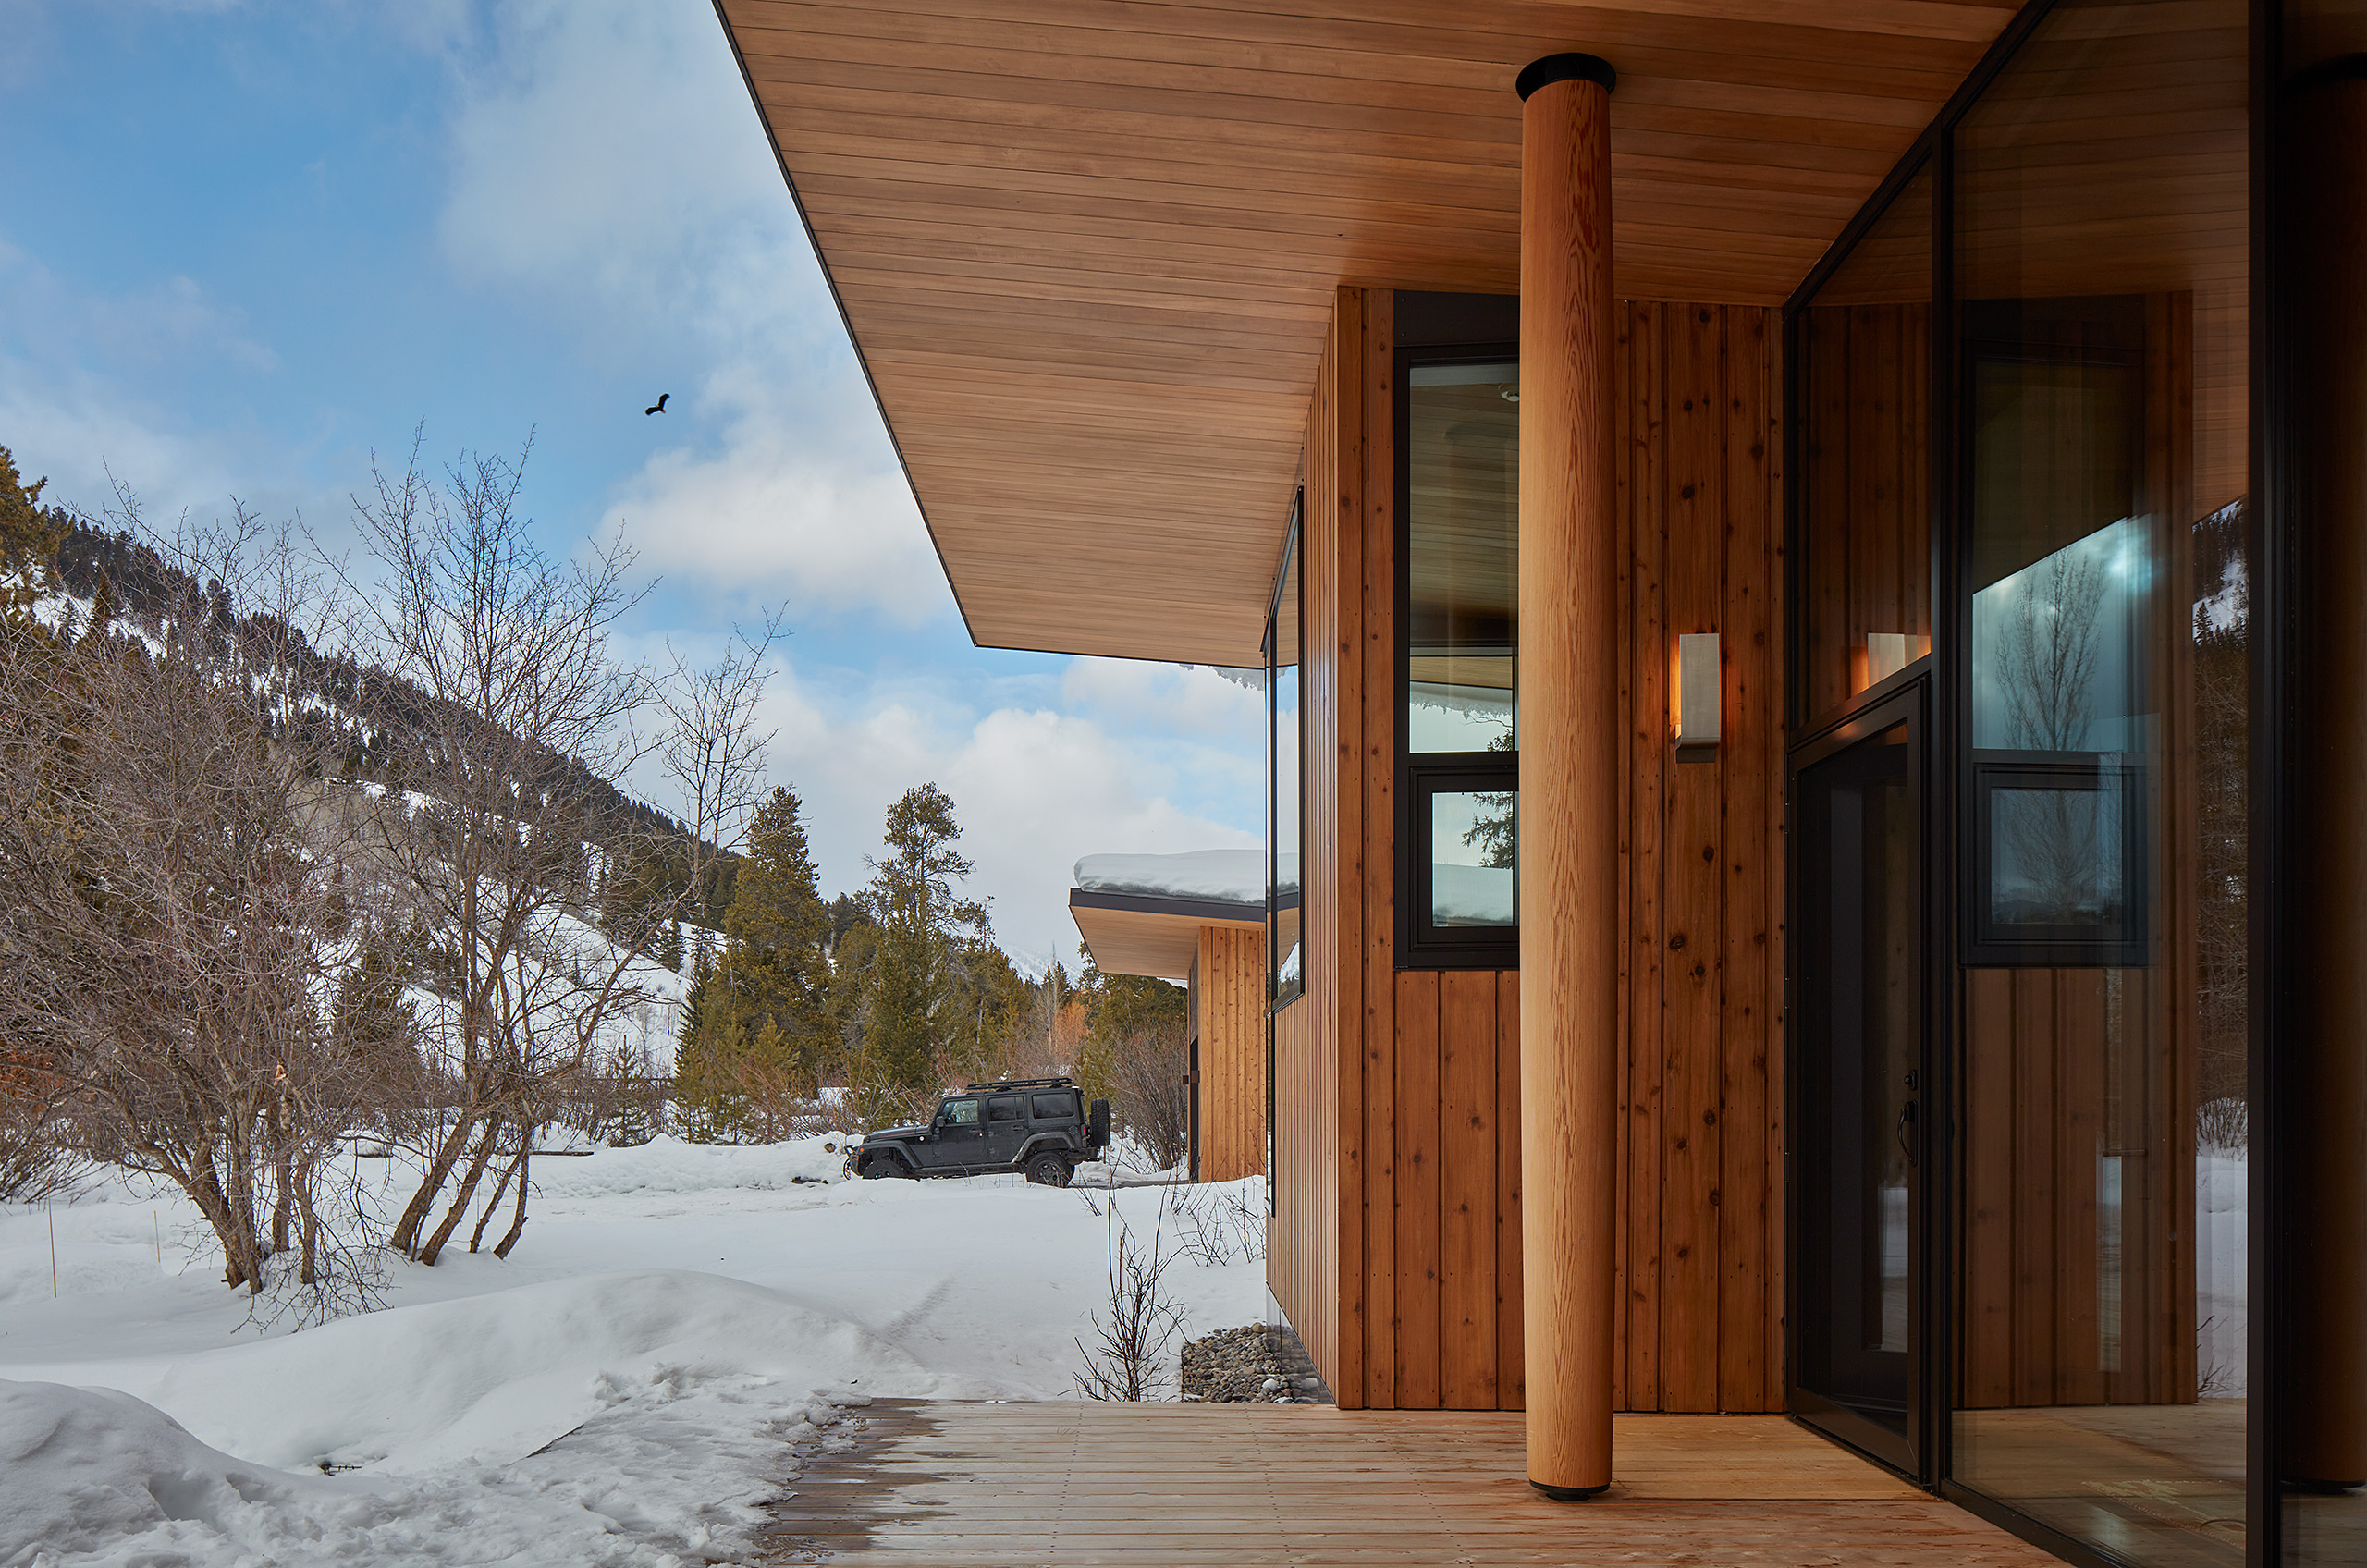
[0,1269,982,1567]
[0,1380,346,1565]
[144,1269,966,1474]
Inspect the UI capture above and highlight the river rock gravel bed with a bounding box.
[1181,1325,1327,1403]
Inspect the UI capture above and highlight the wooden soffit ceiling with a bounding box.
[716,0,2021,665]
[1071,890,1263,983]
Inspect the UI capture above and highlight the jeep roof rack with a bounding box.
[960,1075,1076,1093]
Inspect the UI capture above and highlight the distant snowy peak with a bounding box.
[1073,849,1277,905]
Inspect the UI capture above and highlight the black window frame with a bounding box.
[1395,336,1523,971]
[1964,752,2149,965]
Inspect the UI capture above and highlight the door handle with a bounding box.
[1896,1100,1919,1167]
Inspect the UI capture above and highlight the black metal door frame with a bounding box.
[1785,676,1936,1482]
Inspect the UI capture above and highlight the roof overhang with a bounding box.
[1070,888,1263,984]
[715,0,2019,665]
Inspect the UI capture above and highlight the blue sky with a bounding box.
[0,0,1264,968]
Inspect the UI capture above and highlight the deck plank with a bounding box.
[756,1402,2062,1564]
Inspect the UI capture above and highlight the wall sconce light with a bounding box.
[1866,631,1912,687]
[1674,632,1720,762]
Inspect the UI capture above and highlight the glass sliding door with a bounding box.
[1792,694,1927,1475]
[1792,143,1938,1477]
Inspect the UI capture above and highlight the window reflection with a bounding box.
[1800,164,1933,721]
[1429,790,1516,928]
[1406,361,1518,754]
[1944,2,2250,1562]
[1401,349,1520,964]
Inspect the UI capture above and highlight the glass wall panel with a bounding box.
[1269,520,1301,1006]
[1948,4,2250,1564]
[2278,1,2367,1560]
[1800,164,1933,721]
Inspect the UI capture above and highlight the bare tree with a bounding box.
[341,434,778,1264]
[1072,1192,1185,1402]
[1997,549,2106,753]
[1098,1023,1191,1171]
[341,436,649,1264]
[1993,549,2112,922]
[0,498,380,1299]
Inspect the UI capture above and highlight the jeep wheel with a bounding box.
[861,1154,909,1180]
[1024,1151,1073,1188]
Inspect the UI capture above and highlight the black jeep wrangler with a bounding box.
[847,1077,1110,1187]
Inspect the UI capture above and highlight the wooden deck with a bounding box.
[756,1401,2064,1565]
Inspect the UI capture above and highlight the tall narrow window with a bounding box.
[1399,349,1520,967]
[1267,498,1302,1009]
[1797,162,1933,725]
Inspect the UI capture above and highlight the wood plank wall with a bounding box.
[1268,300,1347,1391]
[1269,288,1786,1414]
[1195,925,1268,1184]
[1612,300,1787,1415]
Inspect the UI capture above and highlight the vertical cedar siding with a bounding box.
[1269,290,1786,1414]
[1268,298,1343,1396]
[1196,925,1267,1185]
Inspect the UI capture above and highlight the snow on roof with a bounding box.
[1072,848,1273,905]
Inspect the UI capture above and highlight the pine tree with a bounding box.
[334,947,419,1071]
[0,446,61,635]
[851,783,993,1127]
[720,787,833,1090]
[670,946,731,1141]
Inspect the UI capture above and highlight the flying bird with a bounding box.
[644,393,669,415]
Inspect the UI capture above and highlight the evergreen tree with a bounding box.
[850,783,992,1125]
[333,946,419,1074]
[669,788,837,1141]
[670,945,733,1141]
[720,787,833,1087]
[0,446,60,634]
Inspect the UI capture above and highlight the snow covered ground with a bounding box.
[0,1139,1265,1566]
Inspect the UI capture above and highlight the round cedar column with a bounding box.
[1515,50,1620,1502]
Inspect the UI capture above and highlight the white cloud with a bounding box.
[750,664,1259,974]
[599,378,943,627]
[436,0,948,625]
[0,243,316,525]
[84,274,278,373]
[1060,658,1267,737]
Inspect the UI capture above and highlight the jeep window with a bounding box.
[939,1098,980,1127]
[987,1096,1022,1122]
[1030,1093,1073,1119]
